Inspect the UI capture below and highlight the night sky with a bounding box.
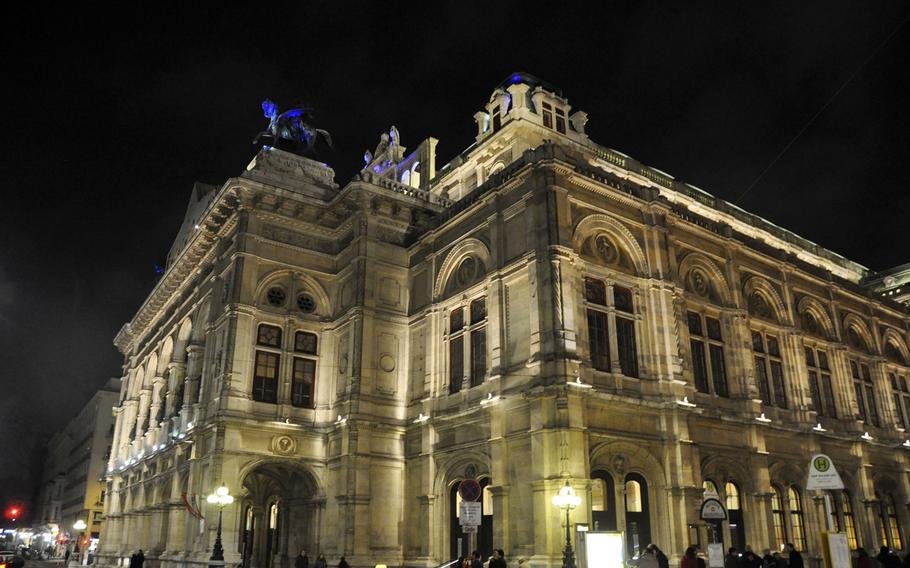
[3,3,909,515]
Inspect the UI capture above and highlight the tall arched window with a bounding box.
[788,487,806,551]
[624,473,650,560]
[265,502,279,568]
[448,297,488,393]
[880,494,903,550]
[726,482,745,552]
[771,486,788,551]
[841,491,858,550]
[752,331,787,408]
[850,360,880,426]
[592,471,616,532]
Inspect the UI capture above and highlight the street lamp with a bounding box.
[72,520,87,566]
[206,483,234,564]
[552,481,581,568]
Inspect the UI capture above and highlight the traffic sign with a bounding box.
[458,479,482,502]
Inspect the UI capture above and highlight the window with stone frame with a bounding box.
[805,345,837,418]
[850,360,880,426]
[687,311,728,397]
[252,324,282,404]
[541,101,567,134]
[878,493,903,550]
[889,372,910,430]
[771,485,788,551]
[448,297,487,394]
[291,331,318,408]
[585,278,639,378]
[788,487,807,551]
[752,331,787,408]
[830,490,858,549]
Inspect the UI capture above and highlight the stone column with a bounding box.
[149,375,166,431]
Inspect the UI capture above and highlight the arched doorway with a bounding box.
[240,464,319,568]
[449,477,494,560]
[591,470,617,532]
[624,473,650,560]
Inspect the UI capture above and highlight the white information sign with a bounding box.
[459,502,482,526]
[707,544,724,568]
[582,531,624,568]
[807,454,845,490]
[461,524,477,534]
[825,533,851,568]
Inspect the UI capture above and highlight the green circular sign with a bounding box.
[813,456,830,472]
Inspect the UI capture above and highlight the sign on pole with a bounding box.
[806,454,844,491]
[700,498,727,520]
[707,544,725,568]
[460,501,482,527]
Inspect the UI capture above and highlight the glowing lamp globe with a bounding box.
[73,520,87,531]
[552,481,581,510]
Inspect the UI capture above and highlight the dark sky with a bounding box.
[2,3,908,513]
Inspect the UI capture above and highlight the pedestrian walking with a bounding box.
[785,544,801,568]
[725,547,740,568]
[131,550,144,568]
[295,550,309,568]
[682,546,699,568]
[762,549,777,568]
[314,553,327,568]
[337,557,350,568]
[858,548,875,568]
[651,545,669,568]
[639,545,659,568]
[878,546,900,568]
[489,549,507,568]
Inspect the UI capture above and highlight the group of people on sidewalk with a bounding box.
[295,550,347,568]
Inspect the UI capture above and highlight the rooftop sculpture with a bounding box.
[253,99,333,155]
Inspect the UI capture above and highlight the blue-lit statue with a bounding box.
[253,99,333,155]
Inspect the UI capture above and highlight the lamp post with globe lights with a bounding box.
[207,483,234,565]
[72,520,87,566]
[552,481,581,568]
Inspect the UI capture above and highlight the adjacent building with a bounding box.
[97,73,910,568]
[37,379,120,551]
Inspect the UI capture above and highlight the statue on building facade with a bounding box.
[253,99,333,155]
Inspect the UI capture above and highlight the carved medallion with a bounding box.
[687,269,710,298]
[271,435,297,456]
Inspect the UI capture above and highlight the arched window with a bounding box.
[265,502,279,568]
[788,487,806,551]
[726,481,745,552]
[591,471,616,532]
[889,373,910,430]
[841,491,858,550]
[880,494,903,550]
[703,480,718,494]
[771,485,788,551]
[400,169,410,186]
[624,473,650,560]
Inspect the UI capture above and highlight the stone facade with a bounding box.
[97,74,910,568]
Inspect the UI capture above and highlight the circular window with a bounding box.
[297,293,316,313]
[266,287,287,307]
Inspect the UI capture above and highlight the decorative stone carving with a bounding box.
[270,435,297,456]
[611,454,628,476]
[687,268,711,298]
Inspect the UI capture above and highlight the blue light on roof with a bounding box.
[510,73,522,84]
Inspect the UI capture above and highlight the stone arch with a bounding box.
[572,214,649,277]
[433,449,492,496]
[700,454,754,493]
[433,237,493,298]
[678,252,732,306]
[742,275,788,324]
[174,317,193,356]
[237,458,323,498]
[768,460,803,487]
[131,364,145,397]
[589,440,666,487]
[158,337,174,373]
[796,295,836,339]
[255,269,332,317]
[144,354,158,387]
[191,300,210,343]
[842,313,874,353]
[882,328,910,365]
